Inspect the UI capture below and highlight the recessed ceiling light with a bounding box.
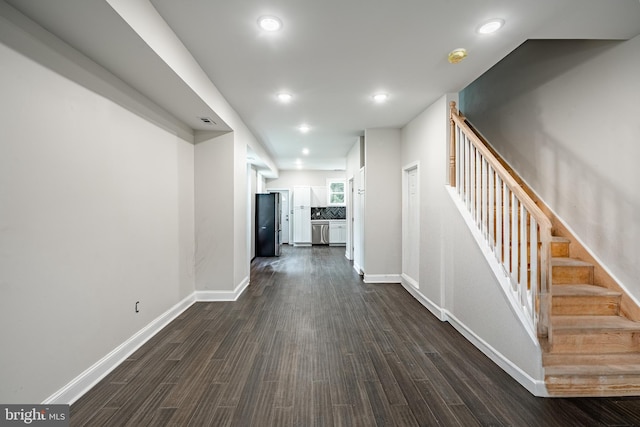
[372,93,389,103]
[298,124,310,133]
[302,148,309,155]
[477,19,504,34]
[277,92,293,103]
[258,16,282,32]
[448,48,468,64]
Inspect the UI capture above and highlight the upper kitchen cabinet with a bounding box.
[327,179,346,206]
[311,186,327,207]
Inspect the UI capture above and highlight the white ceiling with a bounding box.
[5,0,640,174]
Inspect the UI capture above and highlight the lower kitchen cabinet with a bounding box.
[329,220,346,246]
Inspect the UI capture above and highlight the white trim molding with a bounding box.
[363,273,402,284]
[400,273,419,289]
[444,311,548,397]
[43,293,196,405]
[195,276,250,302]
[44,276,252,405]
[353,262,364,276]
[399,281,547,397]
[400,279,444,321]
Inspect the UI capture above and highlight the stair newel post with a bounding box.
[449,101,457,187]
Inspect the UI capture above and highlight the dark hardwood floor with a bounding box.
[71,245,640,426]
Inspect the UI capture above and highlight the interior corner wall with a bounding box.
[459,37,640,299]
[233,137,248,287]
[400,94,543,387]
[363,128,402,278]
[194,132,236,291]
[0,37,195,403]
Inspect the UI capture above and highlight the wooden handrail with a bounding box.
[449,101,553,339]
[449,102,552,231]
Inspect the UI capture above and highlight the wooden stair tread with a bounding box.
[545,364,640,376]
[543,352,640,366]
[552,315,640,332]
[551,236,570,243]
[552,284,621,297]
[551,257,593,268]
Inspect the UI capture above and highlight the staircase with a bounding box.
[543,237,640,397]
[448,101,640,397]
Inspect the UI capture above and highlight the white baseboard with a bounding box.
[353,262,363,275]
[444,311,548,397]
[363,273,402,283]
[400,273,419,289]
[44,276,252,405]
[398,281,547,397]
[195,276,250,301]
[399,279,444,321]
[43,293,196,405]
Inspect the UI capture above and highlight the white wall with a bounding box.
[194,132,249,293]
[400,94,544,392]
[233,138,249,286]
[401,96,449,304]
[0,36,195,403]
[459,37,640,299]
[194,132,234,291]
[363,129,402,281]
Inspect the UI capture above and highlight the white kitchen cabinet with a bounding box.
[311,186,327,207]
[329,220,346,246]
[293,186,311,245]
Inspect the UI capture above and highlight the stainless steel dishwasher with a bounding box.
[311,220,329,244]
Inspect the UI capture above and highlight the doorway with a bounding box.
[402,163,419,288]
[347,177,355,261]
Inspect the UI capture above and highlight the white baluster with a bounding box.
[511,193,519,291]
[503,184,510,274]
[520,207,529,307]
[481,157,488,238]
[530,216,539,322]
[488,165,495,248]
[495,176,502,263]
[469,144,475,215]
[465,136,471,209]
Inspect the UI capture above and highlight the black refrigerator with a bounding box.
[255,193,281,257]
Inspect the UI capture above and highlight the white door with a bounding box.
[403,165,420,287]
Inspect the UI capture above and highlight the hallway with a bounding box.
[70,245,640,426]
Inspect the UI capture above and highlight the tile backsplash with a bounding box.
[311,207,346,220]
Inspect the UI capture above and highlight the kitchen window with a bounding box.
[327,179,345,206]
